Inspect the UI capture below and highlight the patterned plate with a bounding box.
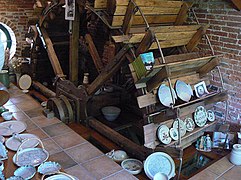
[169,128,179,141]
[172,119,186,137]
[157,125,172,145]
[194,106,207,127]
[207,110,215,122]
[184,118,195,132]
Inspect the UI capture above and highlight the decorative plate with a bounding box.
[207,110,215,122]
[144,152,175,179]
[14,165,36,180]
[0,120,27,136]
[184,118,195,132]
[6,176,24,180]
[158,84,177,107]
[38,161,61,175]
[175,80,193,102]
[6,133,39,151]
[194,106,207,127]
[0,142,8,160]
[44,174,78,180]
[157,125,172,145]
[13,147,49,167]
[121,158,143,175]
[18,74,32,91]
[172,119,186,137]
[0,135,5,143]
[169,128,179,141]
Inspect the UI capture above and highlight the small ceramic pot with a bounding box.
[1,111,13,120]
[229,144,241,165]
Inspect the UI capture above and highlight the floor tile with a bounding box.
[65,164,96,180]
[42,122,72,137]
[49,151,77,169]
[17,118,38,131]
[12,111,29,121]
[42,138,62,155]
[52,131,86,149]
[31,115,60,127]
[208,156,234,176]
[24,107,43,118]
[26,128,49,140]
[16,100,41,111]
[10,94,32,104]
[189,169,218,180]
[102,170,138,180]
[82,155,122,179]
[66,142,102,163]
[220,166,241,179]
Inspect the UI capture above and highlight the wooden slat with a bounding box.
[94,0,107,9]
[150,38,190,49]
[85,34,104,72]
[122,1,136,34]
[174,2,189,25]
[198,57,219,77]
[137,92,158,108]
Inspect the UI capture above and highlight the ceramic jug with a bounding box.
[229,144,241,165]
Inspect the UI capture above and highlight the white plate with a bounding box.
[194,106,207,127]
[38,161,61,175]
[158,84,177,107]
[121,158,143,175]
[0,135,4,143]
[169,128,179,141]
[5,133,39,151]
[207,110,215,122]
[14,165,36,180]
[144,152,175,179]
[18,74,32,90]
[172,119,186,137]
[175,80,193,102]
[184,118,195,132]
[0,142,8,160]
[157,125,172,145]
[45,174,78,180]
[0,121,27,136]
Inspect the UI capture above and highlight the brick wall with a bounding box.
[0,0,35,56]
[189,0,241,123]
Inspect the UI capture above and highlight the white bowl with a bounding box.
[101,106,121,121]
[113,150,128,163]
[1,111,13,120]
[154,172,169,180]
[121,158,143,175]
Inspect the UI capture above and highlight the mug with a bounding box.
[0,70,10,88]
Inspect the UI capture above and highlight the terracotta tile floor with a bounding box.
[2,84,135,179]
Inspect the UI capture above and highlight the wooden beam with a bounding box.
[174,2,189,25]
[122,1,136,34]
[32,81,56,98]
[231,0,241,10]
[186,26,207,52]
[69,4,80,85]
[135,29,154,56]
[40,27,64,77]
[88,117,150,161]
[85,34,104,73]
[198,57,219,77]
[87,45,131,95]
[146,66,170,92]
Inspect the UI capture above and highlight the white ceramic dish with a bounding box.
[157,125,172,145]
[158,84,177,107]
[6,176,24,180]
[153,172,169,180]
[194,106,207,127]
[44,173,78,180]
[169,128,179,141]
[5,133,39,151]
[121,158,143,175]
[144,152,175,179]
[101,106,121,121]
[184,117,195,132]
[0,120,27,136]
[207,110,215,122]
[173,119,186,137]
[14,165,36,180]
[113,150,128,163]
[0,135,5,143]
[38,161,61,175]
[1,111,13,120]
[175,80,193,102]
[0,142,8,160]
[18,74,32,91]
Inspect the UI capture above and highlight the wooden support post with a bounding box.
[40,27,65,77]
[174,2,189,25]
[85,34,103,73]
[122,1,136,34]
[87,45,131,95]
[146,66,170,92]
[198,57,219,77]
[32,81,56,98]
[135,29,154,57]
[88,117,150,161]
[69,3,80,85]
[186,26,207,52]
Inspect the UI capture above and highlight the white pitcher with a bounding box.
[229,144,241,165]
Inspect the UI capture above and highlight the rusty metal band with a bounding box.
[59,95,74,123]
[47,97,66,122]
